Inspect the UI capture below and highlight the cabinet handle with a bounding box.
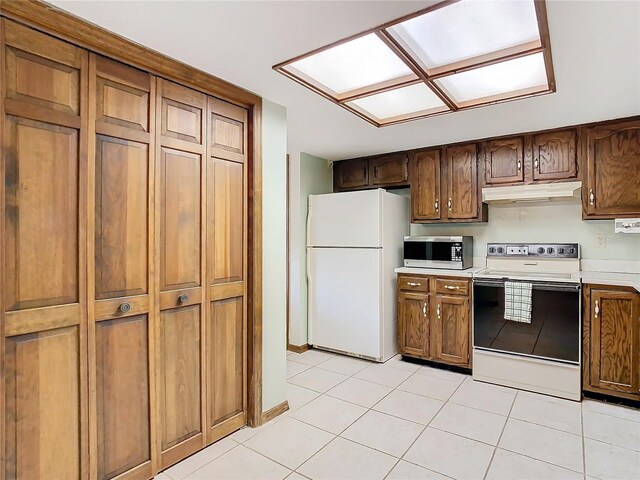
[435,200,439,211]
[589,189,595,206]
[119,302,131,313]
[448,198,452,210]
[178,293,189,303]
[595,300,599,319]
[437,304,441,319]
[444,285,461,290]
[407,282,421,287]
[422,303,426,317]
[517,160,522,171]
[534,158,539,170]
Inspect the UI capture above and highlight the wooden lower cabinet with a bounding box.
[583,284,640,400]
[0,20,250,480]
[397,275,471,368]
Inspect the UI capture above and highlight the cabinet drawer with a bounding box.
[435,278,469,296]
[398,275,429,292]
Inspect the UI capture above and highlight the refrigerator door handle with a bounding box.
[306,203,312,247]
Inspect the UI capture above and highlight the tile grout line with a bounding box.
[482,386,518,480]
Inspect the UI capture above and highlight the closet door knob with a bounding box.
[119,303,131,313]
[179,293,189,303]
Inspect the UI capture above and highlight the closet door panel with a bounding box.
[2,20,89,480]
[95,135,148,299]
[160,148,202,291]
[5,326,82,480]
[208,158,244,285]
[95,315,151,479]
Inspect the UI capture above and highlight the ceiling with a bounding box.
[49,0,640,161]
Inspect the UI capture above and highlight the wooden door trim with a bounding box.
[0,0,263,432]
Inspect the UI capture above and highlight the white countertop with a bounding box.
[395,266,485,278]
[578,271,640,292]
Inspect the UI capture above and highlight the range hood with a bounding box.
[482,181,582,204]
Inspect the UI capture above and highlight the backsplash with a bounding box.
[408,200,640,261]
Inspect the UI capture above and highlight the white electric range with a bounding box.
[472,243,582,401]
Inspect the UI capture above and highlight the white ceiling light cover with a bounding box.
[435,52,548,104]
[348,83,448,121]
[285,33,415,95]
[387,0,541,71]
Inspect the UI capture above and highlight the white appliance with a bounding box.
[307,189,409,362]
[473,243,582,401]
[482,181,582,204]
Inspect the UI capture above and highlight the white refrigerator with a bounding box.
[307,189,409,362]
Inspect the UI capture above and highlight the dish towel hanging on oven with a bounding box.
[504,281,533,323]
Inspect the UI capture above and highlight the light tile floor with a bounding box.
[158,349,640,480]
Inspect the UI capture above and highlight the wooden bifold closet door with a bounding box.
[1,18,250,480]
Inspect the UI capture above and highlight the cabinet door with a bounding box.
[371,153,409,186]
[484,137,524,185]
[585,120,640,217]
[156,79,207,468]
[2,20,88,480]
[445,144,479,220]
[588,289,639,396]
[333,158,368,191]
[532,129,577,181]
[410,150,441,221]
[206,97,248,442]
[398,291,429,359]
[90,55,155,480]
[431,294,470,367]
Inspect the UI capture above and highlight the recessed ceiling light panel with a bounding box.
[387,0,541,74]
[283,33,417,98]
[347,83,449,124]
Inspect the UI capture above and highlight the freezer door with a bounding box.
[308,190,382,248]
[308,247,382,359]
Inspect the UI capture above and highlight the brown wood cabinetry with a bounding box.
[583,285,640,400]
[397,275,471,368]
[584,120,640,218]
[334,153,409,191]
[445,144,481,221]
[0,17,253,479]
[484,137,525,185]
[410,150,441,221]
[531,129,578,181]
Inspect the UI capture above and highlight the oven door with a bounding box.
[473,279,581,364]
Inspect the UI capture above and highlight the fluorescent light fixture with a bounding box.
[387,0,541,73]
[283,33,416,97]
[347,83,448,123]
[273,0,554,127]
[435,52,548,105]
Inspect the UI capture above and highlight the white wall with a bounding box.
[403,194,640,261]
[288,153,333,347]
[261,100,288,412]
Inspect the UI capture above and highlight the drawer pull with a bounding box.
[407,282,421,287]
[119,303,131,313]
[178,293,189,303]
[444,285,461,290]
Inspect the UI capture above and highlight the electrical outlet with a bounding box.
[596,234,607,248]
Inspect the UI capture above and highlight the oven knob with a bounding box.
[547,247,554,254]
[488,247,495,254]
[537,247,545,254]
[569,247,576,255]
[497,247,504,254]
[558,247,565,254]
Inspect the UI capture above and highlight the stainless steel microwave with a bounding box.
[403,236,473,270]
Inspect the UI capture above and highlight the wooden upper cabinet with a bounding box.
[586,287,639,398]
[410,149,441,221]
[431,293,470,367]
[484,137,524,185]
[2,20,88,480]
[334,158,368,191]
[531,129,577,181]
[371,153,409,186]
[445,144,479,220]
[585,120,640,218]
[398,290,429,359]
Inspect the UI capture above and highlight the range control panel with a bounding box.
[487,243,579,258]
